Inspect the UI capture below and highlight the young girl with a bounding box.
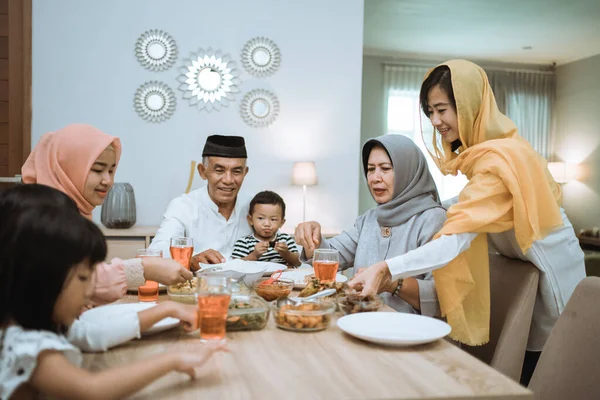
[350,60,585,381]
[21,123,194,305]
[0,184,199,353]
[0,201,226,399]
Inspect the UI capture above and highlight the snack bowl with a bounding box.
[338,293,384,315]
[227,295,270,331]
[253,278,294,302]
[167,277,198,304]
[273,298,336,332]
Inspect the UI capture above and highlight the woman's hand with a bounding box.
[142,257,193,285]
[348,261,393,295]
[176,342,230,378]
[295,221,322,257]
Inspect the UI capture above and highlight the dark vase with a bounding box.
[101,183,136,229]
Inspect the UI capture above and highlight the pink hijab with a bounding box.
[22,124,122,218]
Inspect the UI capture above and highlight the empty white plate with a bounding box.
[280,267,348,289]
[337,312,451,346]
[80,303,180,335]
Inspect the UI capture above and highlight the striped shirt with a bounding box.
[231,232,298,264]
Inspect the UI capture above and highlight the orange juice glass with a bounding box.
[313,249,339,283]
[197,274,231,342]
[136,249,163,302]
[170,237,194,270]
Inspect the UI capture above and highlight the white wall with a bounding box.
[31,0,364,232]
[555,54,600,232]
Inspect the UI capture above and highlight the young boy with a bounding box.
[231,191,301,267]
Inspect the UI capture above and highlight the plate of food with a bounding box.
[279,268,348,289]
[80,303,180,335]
[167,277,198,304]
[337,312,451,346]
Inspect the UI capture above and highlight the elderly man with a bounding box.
[149,135,252,269]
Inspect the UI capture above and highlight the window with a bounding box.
[386,90,468,201]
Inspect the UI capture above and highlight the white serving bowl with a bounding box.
[198,259,267,287]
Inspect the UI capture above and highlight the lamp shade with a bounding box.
[292,161,317,186]
[548,162,577,183]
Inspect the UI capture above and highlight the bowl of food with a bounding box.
[298,276,346,299]
[253,278,294,302]
[167,277,198,304]
[338,293,383,315]
[273,298,336,332]
[226,295,270,331]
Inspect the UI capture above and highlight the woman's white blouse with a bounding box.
[0,325,81,399]
[385,207,586,351]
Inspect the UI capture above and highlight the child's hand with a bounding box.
[252,241,269,257]
[274,240,289,255]
[176,342,230,378]
[161,301,199,332]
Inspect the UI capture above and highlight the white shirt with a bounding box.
[149,186,252,259]
[386,207,586,351]
[67,313,141,352]
[1,325,81,399]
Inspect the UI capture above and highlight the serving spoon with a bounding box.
[290,288,337,304]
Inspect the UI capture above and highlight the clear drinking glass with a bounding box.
[313,249,340,283]
[170,237,193,270]
[197,274,231,342]
[136,248,163,302]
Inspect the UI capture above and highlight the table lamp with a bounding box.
[292,161,318,222]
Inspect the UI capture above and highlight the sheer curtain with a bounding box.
[487,70,555,159]
[384,64,555,200]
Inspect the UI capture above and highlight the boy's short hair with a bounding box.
[249,191,286,219]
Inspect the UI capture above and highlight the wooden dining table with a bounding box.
[82,293,532,400]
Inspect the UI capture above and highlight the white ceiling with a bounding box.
[364,0,600,66]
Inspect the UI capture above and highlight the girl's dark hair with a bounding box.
[249,190,286,219]
[419,65,456,117]
[0,184,78,219]
[0,185,106,332]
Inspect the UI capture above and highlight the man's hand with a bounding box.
[191,249,226,270]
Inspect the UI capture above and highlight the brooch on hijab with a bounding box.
[381,227,391,238]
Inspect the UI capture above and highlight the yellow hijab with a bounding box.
[423,60,563,345]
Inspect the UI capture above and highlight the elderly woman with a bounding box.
[296,134,447,315]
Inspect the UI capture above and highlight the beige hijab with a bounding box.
[423,60,563,345]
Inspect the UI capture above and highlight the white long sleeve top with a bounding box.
[385,207,586,351]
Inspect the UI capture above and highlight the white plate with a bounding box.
[279,267,348,289]
[80,303,180,335]
[337,312,451,346]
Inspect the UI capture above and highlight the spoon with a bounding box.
[291,288,337,303]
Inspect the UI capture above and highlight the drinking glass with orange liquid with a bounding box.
[136,248,163,302]
[313,249,340,283]
[197,274,231,342]
[170,237,194,270]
